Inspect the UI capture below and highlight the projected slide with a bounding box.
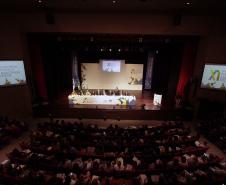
[81,63,143,90]
[102,60,121,72]
[201,64,226,90]
[0,60,26,86]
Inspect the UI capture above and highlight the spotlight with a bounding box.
[90,37,94,42]
[100,48,104,52]
[118,48,121,52]
[109,48,112,52]
[186,2,191,5]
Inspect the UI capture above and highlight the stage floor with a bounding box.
[54,90,160,110]
[32,90,192,120]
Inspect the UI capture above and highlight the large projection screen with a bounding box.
[81,62,143,90]
[0,60,26,87]
[100,60,122,72]
[201,63,226,90]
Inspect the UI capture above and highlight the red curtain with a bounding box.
[29,38,48,101]
[176,39,198,97]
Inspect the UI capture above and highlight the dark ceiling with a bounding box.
[0,0,226,15]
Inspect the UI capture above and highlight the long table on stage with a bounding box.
[68,94,136,105]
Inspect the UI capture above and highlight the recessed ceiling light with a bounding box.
[138,37,143,43]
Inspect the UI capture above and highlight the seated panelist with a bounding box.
[103,90,106,95]
[85,89,91,96]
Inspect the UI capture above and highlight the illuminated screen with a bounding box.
[101,60,121,72]
[201,64,226,90]
[0,60,26,86]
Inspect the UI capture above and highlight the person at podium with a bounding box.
[85,89,91,95]
[115,87,120,96]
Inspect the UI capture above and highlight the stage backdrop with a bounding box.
[81,62,143,90]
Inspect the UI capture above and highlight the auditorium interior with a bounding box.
[0,0,226,184]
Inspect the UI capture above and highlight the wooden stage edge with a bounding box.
[33,91,193,120]
[33,106,193,121]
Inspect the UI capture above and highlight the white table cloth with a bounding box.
[68,94,136,105]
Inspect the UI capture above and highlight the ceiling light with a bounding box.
[112,0,116,4]
[38,0,42,3]
[186,2,191,5]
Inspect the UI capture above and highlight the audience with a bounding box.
[198,115,226,153]
[0,116,28,147]
[0,119,225,185]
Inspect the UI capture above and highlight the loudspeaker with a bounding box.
[173,14,182,26]
[45,12,55,25]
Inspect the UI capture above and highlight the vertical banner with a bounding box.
[144,52,154,90]
[71,52,80,90]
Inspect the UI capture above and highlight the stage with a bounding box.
[32,91,193,120]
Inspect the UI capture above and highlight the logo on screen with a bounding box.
[209,70,221,81]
